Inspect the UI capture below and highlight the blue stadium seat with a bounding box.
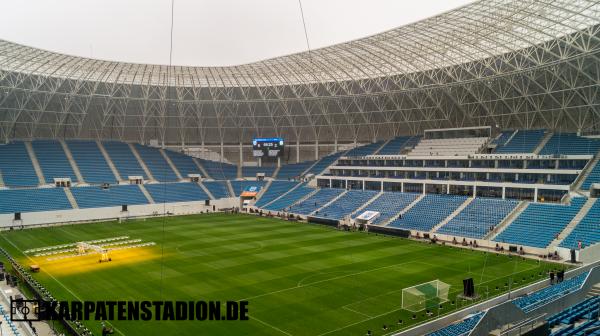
[197,159,237,180]
[277,161,315,179]
[255,181,300,207]
[0,141,39,187]
[428,312,484,336]
[354,192,419,225]
[345,141,385,156]
[495,129,545,153]
[133,144,178,182]
[491,131,515,147]
[540,133,600,156]
[376,136,415,155]
[494,198,585,248]
[31,140,77,182]
[315,190,378,220]
[0,188,72,213]
[242,166,276,178]
[102,141,147,179]
[66,140,117,184]
[145,182,209,203]
[230,180,266,197]
[202,181,232,199]
[163,149,204,178]
[305,152,344,176]
[70,184,148,208]
[263,185,314,212]
[513,271,589,313]
[436,198,518,239]
[560,200,600,249]
[547,296,600,328]
[288,188,345,215]
[388,194,468,231]
[581,163,600,190]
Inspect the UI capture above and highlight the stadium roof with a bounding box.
[0,0,599,144]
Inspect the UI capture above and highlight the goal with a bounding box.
[401,280,450,312]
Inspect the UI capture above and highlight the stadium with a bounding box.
[0,0,599,335]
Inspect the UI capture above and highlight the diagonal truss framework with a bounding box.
[0,0,599,145]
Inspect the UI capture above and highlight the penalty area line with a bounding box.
[251,316,293,336]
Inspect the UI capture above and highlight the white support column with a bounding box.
[296,139,300,163]
[502,187,506,199]
[315,140,319,160]
[220,142,224,162]
[473,185,477,197]
[401,182,404,193]
[277,157,281,168]
[534,188,538,202]
[239,142,243,166]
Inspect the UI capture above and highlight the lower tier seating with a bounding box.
[513,271,589,313]
[388,194,468,231]
[354,192,419,225]
[436,198,518,239]
[547,296,600,328]
[428,312,484,336]
[581,162,600,190]
[70,185,149,208]
[0,188,72,214]
[287,188,344,215]
[561,199,600,249]
[314,190,378,220]
[255,181,300,207]
[230,180,266,197]
[145,182,209,203]
[202,181,232,199]
[494,198,585,248]
[263,185,314,212]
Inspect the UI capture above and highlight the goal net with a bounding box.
[401,280,450,312]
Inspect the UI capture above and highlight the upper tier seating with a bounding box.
[428,312,484,336]
[255,181,300,207]
[314,190,378,220]
[388,194,468,231]
[547,296,600,328]
[197,159,237,180]
[242,166,276,178]
[102,141,147,180]
[145,182,209,203]
[202,181,232,199]
[31,140,77,182]
[513,271,589,313]
[436,198,518,239]
[163,149,204,178]
[305,152,343,175]
[494,198,585,248]
[345,141,385,157]
[408,137,488,156]
[70,184,149,208]
[376,136,415,155]
[354,192,420,225]
[263,185,314,211]
[560,199,600,249]
[230,180,266,197]
[277,161,314,179]
[0,188,71,213]
[491,131,515,148]
[288,188,345,215]
[0,141,38,187]
[495,129,545,153]
[540,133,600,156]
[581,162,600,190]
[66,140,116,184]
[133,144,178,182]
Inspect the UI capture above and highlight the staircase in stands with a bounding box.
[381,193,425,226]
[485,201,529,240]
[24,141,45,185]
[549,198,596,248]
[431,197,475,233]
[60,140,85,183]
[160,149,183,180]
[96,141,123,182]
[129,143,155,181]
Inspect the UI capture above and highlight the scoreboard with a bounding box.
[253,138,284,157]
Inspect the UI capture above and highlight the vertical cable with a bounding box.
[297,0,311,55]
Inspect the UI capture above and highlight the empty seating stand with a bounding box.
[31,140,77,182]
[408,137,488,156]
[314,190,378,220]
[102,141,147,180]
[345,141,385,156]
[0,141,39,187]
[428,312,484,336]
[560,200,600,249]
[133,144,178,182]
[263,185,314,212]
[288,188,344,215]
[388,194,468,231]
[354,192,419,225]
[163,149,204,178]
[376,136,414,155]
[495,129,545,153]
[513,271,589,313]
[145,182,209,203]
[202,181,232,199]
[547,296,600,328]
[540,133,600,156]
[66,140,116,184]
[581,163,600,190]
[437,198,518,239]
[255,181,300,207]
[242,166,276,178]
[0,188,72,213]
[491,131,514,148]
[305,152,343,176]
[70,184,148,208]
[230,180,266,197]
[277,161,314,179]
[494,198,585,248]
[197,159,237,180]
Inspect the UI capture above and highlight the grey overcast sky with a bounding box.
[0,0,473,67]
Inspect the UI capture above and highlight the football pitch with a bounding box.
[0,213,560,336]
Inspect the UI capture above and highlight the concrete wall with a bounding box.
[0,198,239,228]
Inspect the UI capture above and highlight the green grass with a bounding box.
[0,213,561,336]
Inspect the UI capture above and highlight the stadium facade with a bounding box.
[0,0,599,157]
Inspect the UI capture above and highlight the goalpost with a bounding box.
[401,280,450,312]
